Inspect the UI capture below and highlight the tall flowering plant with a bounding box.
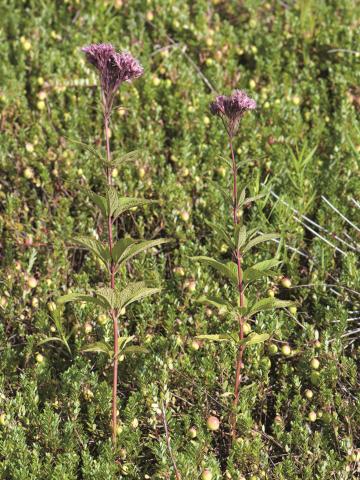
[58,44,168,444]
[193,90,292,439]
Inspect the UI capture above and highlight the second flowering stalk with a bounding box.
[193,90,292,440]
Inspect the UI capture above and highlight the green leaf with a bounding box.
[250,259,281,271]
[235,225,247,250]
[106,188,154,220]
[242,233,280,254]
[57,292,107,309]
[243,269,278,282]
[196,295,233,313]
[73,236,110,268]
[118,336,135,350]
[107,187,119,217]
[113,197,154,220]
[239,332,270,346]
[248,298,294,317]
[123,345,149,354]
[191,256,238,284]
[243,259,281,282]
[195,334,234,342]
[117,281,161,310]
[205,220,233,249]
[241,193,265,207]
[96,287,117,310]
[38,336,65,346]
[112,237,136,264]
[113,238,170,267]
[64,136,103,162]
[89,192,107,217]
[108,149,143,168]
[82,341,112,356]
[237,187,246,207]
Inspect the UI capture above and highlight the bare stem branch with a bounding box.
[161,401,182,480]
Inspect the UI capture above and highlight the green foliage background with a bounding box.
[0,1,359,478]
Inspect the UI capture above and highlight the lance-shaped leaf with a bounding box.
[73,236,110,268]
[82,341,113,356]
[112,237,135,263]
[241,193,265,208]
[205,220,233,249]
[123,345,149,354]
[113,197,154,220]
[89,191,107,217]
[96,287,118,310]
[248,298,294,317]
[191,256,238,284]
[243,259,281,283]
[106,187,154,220]
[64,136,103,162]
[196,295,233,313]
[112,237,170,267]
[118,335,135,348]
[38,336,65,346]
[239,332,270,346]
[57,292,107,309]
[195,334,234,342]
[243,269,278,283]
[235,225,247,250]
[242,233,280,254]
[237,187,246,207]
[103,149,143,168]
[116,281,161,310]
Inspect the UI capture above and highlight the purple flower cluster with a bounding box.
[82,43,143,112]
[210,90,256,137]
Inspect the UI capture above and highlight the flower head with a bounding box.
[82,43,116,71]
[82,43,143,111]
[210,90,256,137]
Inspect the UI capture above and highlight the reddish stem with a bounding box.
[229,136,245,440]
[104,110,119,445]
[230,140,238,225]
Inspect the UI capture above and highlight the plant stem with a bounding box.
[230,139,238,225]
[161,401,182,480]
[229,137,245,440]
[104,110,119,444]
